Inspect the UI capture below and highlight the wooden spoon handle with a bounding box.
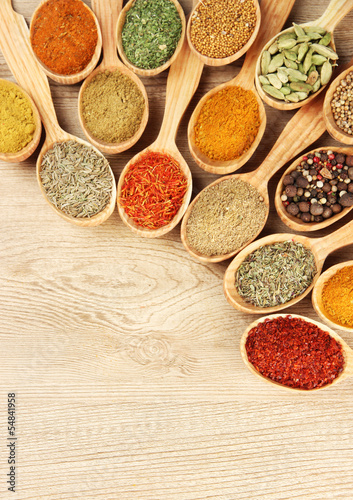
[91,0,122,67]
[156,35,204,149]
[312,218,353,260]
[0,0,62,143]
[235,0,296,89]
[314,0,353,31]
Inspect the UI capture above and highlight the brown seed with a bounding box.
[298,201,310,212]
[283,175,294,186]
[322,207,333,218]
[301,212,311,222]
[296,176,309,188]
[332,203,342,214]
[286,203,300,216]
[346,155,353,167]
[339,192,353,207]
[310,203,324,216]
[285,185,297,197]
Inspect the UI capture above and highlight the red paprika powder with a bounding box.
[30,0,98,76]
[245,316,344,390]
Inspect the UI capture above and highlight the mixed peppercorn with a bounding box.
[281,150,353,223]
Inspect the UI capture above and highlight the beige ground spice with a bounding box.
[81,70,145,144]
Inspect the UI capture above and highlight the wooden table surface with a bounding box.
[1,1,353,498]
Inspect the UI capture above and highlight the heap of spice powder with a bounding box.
[30,0,98,76]
[321,265,353,328]
[40,141,113,218]
[194,86,260,161]
[80,70,145,144]
[245,315,345,390]
[331,71,353,136]
[185,179,267,256]
[190,0,257,59]
[0,80,36,154]
[119,152,187,229]
[121,0,183,70]
[236,240,317,308]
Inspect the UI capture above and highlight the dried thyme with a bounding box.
[121,0,183,69]
[40,140,113,218]
[185,179,267,256]
[235,240,317,307]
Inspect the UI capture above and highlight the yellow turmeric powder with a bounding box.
[194,85,260,162]
[321,265,353,328]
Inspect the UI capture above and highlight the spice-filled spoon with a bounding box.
[117,33,204,237]
[78,0,149,154]
[116,0,186,77]
[29,0,102,85]
[182,86,329,263]
[0,0,116,227]
[186,0,261,67]
[323,64,353,145]
[240,314,353,393]
[255,0,353,111]
[0,78,42,163]
[187,0,296,174]
[312,260,353,332]
[223,216,353,315]
[275,145,353,232]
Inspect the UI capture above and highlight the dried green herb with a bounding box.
[235,240,317,307]
[121,0,182,70]
[40,140,113,218]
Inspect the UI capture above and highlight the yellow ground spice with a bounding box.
[194,86,260,161]
[321,265,353,328]
[0,80,36,154]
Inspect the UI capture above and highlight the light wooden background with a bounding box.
[1,1,353,498]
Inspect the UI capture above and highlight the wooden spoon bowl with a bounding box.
[0,0,116,227]
[78,0,148,154]
[0,78,42,163]
[224,218,353,315]
[29,0,102,85]
[186,0,261,67]
[275,145,353,232]
[240,314,353,392]
[116,0,186,77]
[323,64,353,145]
[187,0,295,174]
[117,33,203,237]
[312,260,353,332]
[255,0,353,111]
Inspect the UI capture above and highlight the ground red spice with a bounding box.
[245,316,345,390]
[31,0,98,76]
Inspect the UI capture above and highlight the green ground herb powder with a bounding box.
[122,0,183,69]
[81,70,145,144]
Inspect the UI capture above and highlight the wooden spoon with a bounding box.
[78,0,149,154]
[240,314,353,393]
[116,0,186,77]
[0,0,116,227]
[29,0,102,85]
[187,0,295,174]
[186,0,261,67]
[275,145,353,232]
[117,33,204,237]
[182,88,328,263]
[323,64,353,145]
[0,78,42,163]
[255,0,353,111]
[223,217,353,315]
[312,260,353,332]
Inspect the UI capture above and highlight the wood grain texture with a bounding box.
[1,0,353,499]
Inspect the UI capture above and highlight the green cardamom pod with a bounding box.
[262,85,285,100]
[278,32,297,42]
[267,73,283,89]
[261,50,271,75]
[268,42,279,55]
[286,68,308,81]
[319,32,332,46]
[283,50,298,61]
[289,82,314,92]
[311,54,327,65]
[296,35,311,43]
[277,68,289,83]
[312,76,321,93]
[284,58,298,70]
[308,32,323,40]
[303,49,313,74]
[321,60,333,85]
[298,62,304,73]
[306,70,319,86]
[297,42,309,62]
[304,26,327,35]
[285,93,300,103]
[278,38,297,50]
[310,43,338,60]
[267,53,284,73]
[293,23,306,38]
[259,75,270,85]
[279,86,291,95]
[295,91,309,100]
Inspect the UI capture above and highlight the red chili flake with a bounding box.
[119,151,188,230]
[245,316,344,390]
